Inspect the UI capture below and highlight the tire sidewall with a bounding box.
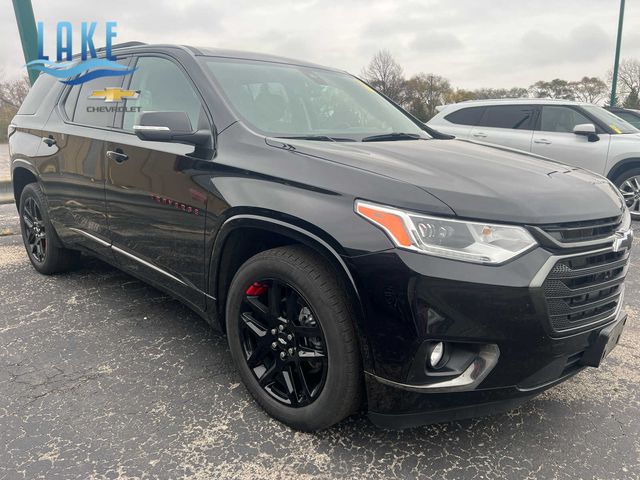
[19,183,57,273]
[226,252,356,429]
[614,167,640,218]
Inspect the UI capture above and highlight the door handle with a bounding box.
[472,132,488,138]
[534,139,552,145]
[42,136,56,147]
[106,149,129,163]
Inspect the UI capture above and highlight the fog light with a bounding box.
[428,342,445,368]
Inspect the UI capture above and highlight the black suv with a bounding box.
[9,43,633,430]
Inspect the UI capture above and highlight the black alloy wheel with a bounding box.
[226,245,362,431]
[239,279,328,407]
[19,183,78,274]
[22,196,47,263]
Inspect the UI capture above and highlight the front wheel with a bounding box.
[226,245,362,431]
[614,168,640,219]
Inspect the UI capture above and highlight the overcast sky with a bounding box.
[1,0,639,89]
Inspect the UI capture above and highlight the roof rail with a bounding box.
[96,41,147,52]
[70,41,147,59]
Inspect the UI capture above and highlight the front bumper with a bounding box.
[346,243,630,429]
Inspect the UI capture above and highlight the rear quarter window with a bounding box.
[444,107,484,126]
[16,74,57,115]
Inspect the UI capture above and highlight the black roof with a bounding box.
[108,42,343,73]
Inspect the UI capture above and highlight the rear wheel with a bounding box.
[614,167,640,219]
[19,183,78,274]
[226,245,361,431]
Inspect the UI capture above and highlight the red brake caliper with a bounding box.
[245,282,268,296]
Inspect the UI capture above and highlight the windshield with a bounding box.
[202,57,427,141]
[582,105,639,134]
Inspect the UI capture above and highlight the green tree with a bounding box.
[444,89,477,104]
[473,87,528,99]
[570,76,607,104]
[404,73,452,121]
[529,79,575,100]
[624,88,640,109]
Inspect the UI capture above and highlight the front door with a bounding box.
[469,105,535,151]
[531,105,611,174]
[104,55,213,310]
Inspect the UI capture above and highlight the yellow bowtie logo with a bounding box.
[89,88,139,102]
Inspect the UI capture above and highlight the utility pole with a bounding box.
[610,0,626,106]
[11,0,39,85]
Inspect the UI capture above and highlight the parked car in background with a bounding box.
[606,106,640,129]
[428,99,640,218]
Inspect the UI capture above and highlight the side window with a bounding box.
[122,56,203,132]
[445,107,484,126]
[478,105,534,130]
[540,106,592,133]
[72,58,129,127]
[616,111,640,129]
[63,85,80,120]
[16,74,57,115]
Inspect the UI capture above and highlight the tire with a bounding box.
[613,167,640,219]
[19,183,78,274]
[226,245,362,431]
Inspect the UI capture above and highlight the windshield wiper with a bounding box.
[276,135,356,142]
[361,132,423,142]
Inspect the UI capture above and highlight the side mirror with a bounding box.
[573,123,599,142]
[133,111,210,146]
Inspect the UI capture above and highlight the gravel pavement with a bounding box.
[0,144,8,179]
[1,202,639,479]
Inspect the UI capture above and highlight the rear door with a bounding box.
[531,105,611,174]
[434,106,485,139]
[40,58,131,255]
[470,105,536,151]
[104,54,213,310]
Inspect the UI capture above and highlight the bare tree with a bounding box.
[0,72,30,110]
[361,50,405,104]
[404,73,451,121]
[0,72,30,142]
[611,58,640,106]
[570,76,607,104]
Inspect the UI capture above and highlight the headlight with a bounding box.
[620,205,632,232]
[355,200,537,265]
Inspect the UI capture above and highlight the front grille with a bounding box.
[538,216,622,244]
[542,249,628,333]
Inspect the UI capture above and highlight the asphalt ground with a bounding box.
[1,202,639,479]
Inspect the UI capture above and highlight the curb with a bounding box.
[0,178,13,205]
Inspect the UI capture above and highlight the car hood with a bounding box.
[267,137,625,224]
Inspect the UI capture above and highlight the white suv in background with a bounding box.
[428,99,640,218]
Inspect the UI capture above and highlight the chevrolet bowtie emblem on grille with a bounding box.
[89,88,139,102]
[612,229,633,253]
